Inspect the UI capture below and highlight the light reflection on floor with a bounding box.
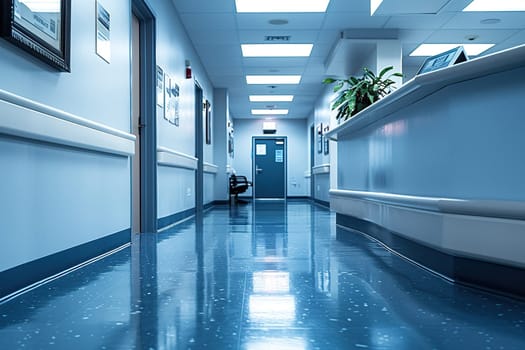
[0,201,524,349]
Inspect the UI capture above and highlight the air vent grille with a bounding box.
[264,35,291,41]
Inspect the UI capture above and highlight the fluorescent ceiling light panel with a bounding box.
[410,44,495,56]
[250,95,294,102]
[246,75,301,84]
[252,109,289,115]
[370,0,384,15]
[235,0,330,13]
[463,0,525,12]
[242,44,313,57]
[20,1,60,12]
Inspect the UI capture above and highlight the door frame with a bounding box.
[195,82,204,214]
[252,136,287,200]
[132,0,157,233]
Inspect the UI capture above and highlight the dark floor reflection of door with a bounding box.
[253,137,286,199]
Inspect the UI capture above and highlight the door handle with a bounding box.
[255,166,263,174]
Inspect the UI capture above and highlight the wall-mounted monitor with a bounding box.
[417,46,468,75]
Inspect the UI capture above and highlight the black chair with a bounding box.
[229,174,252,203]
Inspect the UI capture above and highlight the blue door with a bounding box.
[253,137,286,199]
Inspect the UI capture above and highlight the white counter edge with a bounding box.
[330,189,525,220]
[326,44,525,141]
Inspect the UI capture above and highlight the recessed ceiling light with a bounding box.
[250,95,294,102]
[370,0,384,15]
[246,75,302,84]
[463,0,525,12]
[242,44,313,57]
[21,1,60,12]
[236,0,330,13]
[409,44,495,56]
[252,109,289,115]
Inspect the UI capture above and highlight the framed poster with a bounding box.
[205,100,212,144]
[317,123,323,153]
[156,65,164,107]
[96,1,110,63]
[323,125,330,155]
[0,0,71,71]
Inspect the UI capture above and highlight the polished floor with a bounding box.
[0,201,524,349]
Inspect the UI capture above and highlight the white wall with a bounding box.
[310,84,338,203]
[151,1,216,220]
[233,118,309,197]
[0,0,132,273]
[337,66,525,200]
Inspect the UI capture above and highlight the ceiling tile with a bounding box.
[322,12,390,29]
[384,13,456,29]
[443,12,525,30]
[236,13,325,30]
[180,13,237,32]
[172,0,235,13]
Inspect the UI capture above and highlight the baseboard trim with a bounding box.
[313,198,330,208]
[0,228,130,300]
[157,208,196,230]
[336,213,525,299]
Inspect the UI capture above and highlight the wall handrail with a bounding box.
[312,164,330,175]
[0,89,135,141]
[330,189,525,221]
[0,90,135,156]
[157,146,198,170]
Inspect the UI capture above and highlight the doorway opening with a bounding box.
[195,83,204,214]
[131,1,156,233]
[252,137,287,200]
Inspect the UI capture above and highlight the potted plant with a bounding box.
[323,66,402,122]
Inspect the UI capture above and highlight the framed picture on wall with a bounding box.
[323,125,330,155]
[0,0,71,72]
[205,100,212,144]
[317,123,323,153]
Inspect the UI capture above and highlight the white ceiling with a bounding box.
[173,0,525,120]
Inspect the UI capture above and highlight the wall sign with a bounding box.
[156,66,164,107]
[96,1,110,63]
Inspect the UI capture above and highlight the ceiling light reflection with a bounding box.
[247,337,307,350]
[249,295,296,325]
[253,271,290,293]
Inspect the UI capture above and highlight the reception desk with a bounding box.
[326,45,525,297]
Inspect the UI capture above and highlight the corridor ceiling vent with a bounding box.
[241,44,313,57]
[235,0,330,13]
[264,36,291,41]
[463,0,525,12]
[251,109,289,115]
[371,0,453,16]
[249,95,294,102]
[246,75,301,84]
[410,43,495,56]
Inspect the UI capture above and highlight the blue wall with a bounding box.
[0,0,132,275]
[337,66,525,200]
[146,0,218,225]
